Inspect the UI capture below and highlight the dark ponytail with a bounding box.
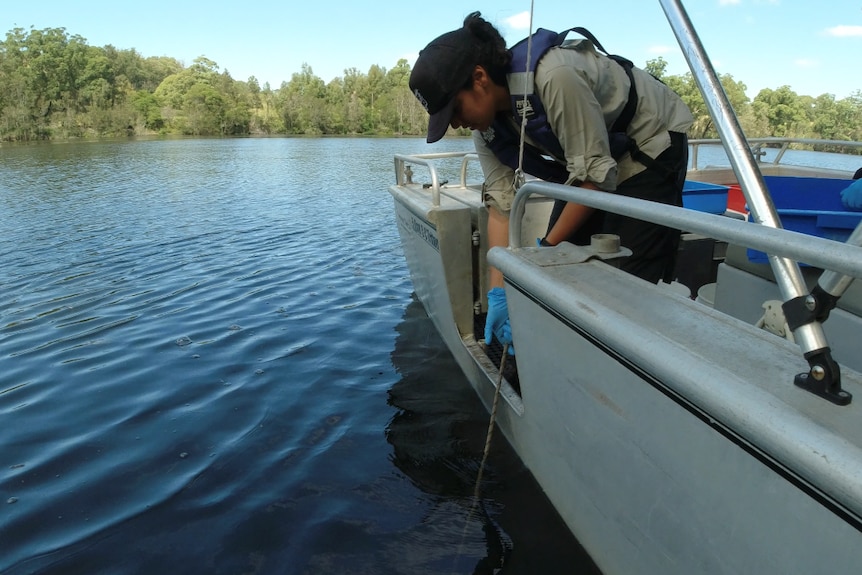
[463,12,511,85]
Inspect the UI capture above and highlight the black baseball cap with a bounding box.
[409,27,478,143]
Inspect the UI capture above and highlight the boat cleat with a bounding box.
[525,233,632,268]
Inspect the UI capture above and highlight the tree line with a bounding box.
[2,26,861,153]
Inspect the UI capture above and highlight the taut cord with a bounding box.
[473,344,508,498]
[514,0,536,192]
[453,343,510,572]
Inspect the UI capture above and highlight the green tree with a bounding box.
[131,90,164,130]
[664,72,750,139]
[250,81,283,134]
[140,56,184,92]
[322,78,347,134]
[152,56,249,135]
[2,24,860,144]
[644,56,668,80]
[340,67,366,134]
[184,82,225,135]
[363,64,386,133]
[384,58,423,135]
[752,85,809,138]
[278,63,326,134]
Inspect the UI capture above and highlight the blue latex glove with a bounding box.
[840,178,862,211]
[485,287,514,354]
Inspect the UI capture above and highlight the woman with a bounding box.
[409,12,693,350]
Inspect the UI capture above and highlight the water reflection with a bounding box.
[386,296,602,574]
[0,137,601,574]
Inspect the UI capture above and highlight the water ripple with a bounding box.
[0,138,595,574]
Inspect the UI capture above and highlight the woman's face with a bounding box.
[449,66,500,133]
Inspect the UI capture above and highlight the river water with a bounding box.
[0,137,599,574]
[2,136,859,574]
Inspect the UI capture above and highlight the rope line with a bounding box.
[473,344,508,498]
[452,344,510,572]
[513,0,536,192]
[456,4,533,567]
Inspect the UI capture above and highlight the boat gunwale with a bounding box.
[490,246,862,524]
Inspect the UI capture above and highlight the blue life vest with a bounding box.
[481,27,643,184]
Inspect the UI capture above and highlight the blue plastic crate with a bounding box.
[746,176,862,263]
[683,181,729,214]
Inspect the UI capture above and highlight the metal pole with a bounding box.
[658,0,829,355]
[818,223,862,297]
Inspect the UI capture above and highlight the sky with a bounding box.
[3,0,862,100]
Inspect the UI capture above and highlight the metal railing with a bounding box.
[509,181,862,279]
[689,138,862,171]
[393,152,479,207]
[660,0,824,381]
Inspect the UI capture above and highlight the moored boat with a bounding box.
[386,1,862,573]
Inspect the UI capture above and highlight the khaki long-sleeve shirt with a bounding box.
[477,38,694,212]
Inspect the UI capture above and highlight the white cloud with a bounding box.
[794,58,819,69]
[826,25,862,37]
[504,11,532,30]
[719,0,741,6]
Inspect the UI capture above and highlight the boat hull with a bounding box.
[389,175,862,574]
[500,261,862,574]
